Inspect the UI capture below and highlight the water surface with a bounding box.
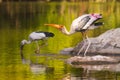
[0,1,120,80]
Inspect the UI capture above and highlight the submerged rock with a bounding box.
[67,55,119,65]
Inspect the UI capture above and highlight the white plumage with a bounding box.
[20,31,54,60]
[29,32,47,41]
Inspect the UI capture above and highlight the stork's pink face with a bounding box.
[90,13,102,19]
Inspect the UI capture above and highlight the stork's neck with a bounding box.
[62,26,74,35]
[25,40,31,44]
[21,40,31,45]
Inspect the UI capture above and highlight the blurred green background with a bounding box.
[0,1,120,80]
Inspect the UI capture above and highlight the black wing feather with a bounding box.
[35,31,55,37]
[77,16,90,31]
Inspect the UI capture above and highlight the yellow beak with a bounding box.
[44,24,63,29]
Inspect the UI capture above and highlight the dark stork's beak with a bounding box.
[20,44,24,51]
[20,44,28,64]
[20,44,24,60]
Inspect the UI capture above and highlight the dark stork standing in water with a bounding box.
[45,13,103,56]
[20,31,54,60]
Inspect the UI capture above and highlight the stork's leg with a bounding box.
[35,41,40,54]
[77,32,86,56]
[83,35,91,56]
[35,40,48,54]
[77,40,86,56]
[39,39,48,48]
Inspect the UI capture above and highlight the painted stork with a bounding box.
[20,31,54,59]
[45,13,103,56]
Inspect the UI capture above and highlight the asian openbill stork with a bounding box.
[20,31,54,59]
[45,13,103,56]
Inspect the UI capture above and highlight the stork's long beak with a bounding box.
[20,44,24,60]
[44,24,63,30]
[20,44,24,51]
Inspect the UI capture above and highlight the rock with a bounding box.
[72,28,120,56]
[66,55,120,71]
[64,28,120,68]
[67,55,119,65]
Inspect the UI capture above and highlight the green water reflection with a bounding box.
[0,1,120,80]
